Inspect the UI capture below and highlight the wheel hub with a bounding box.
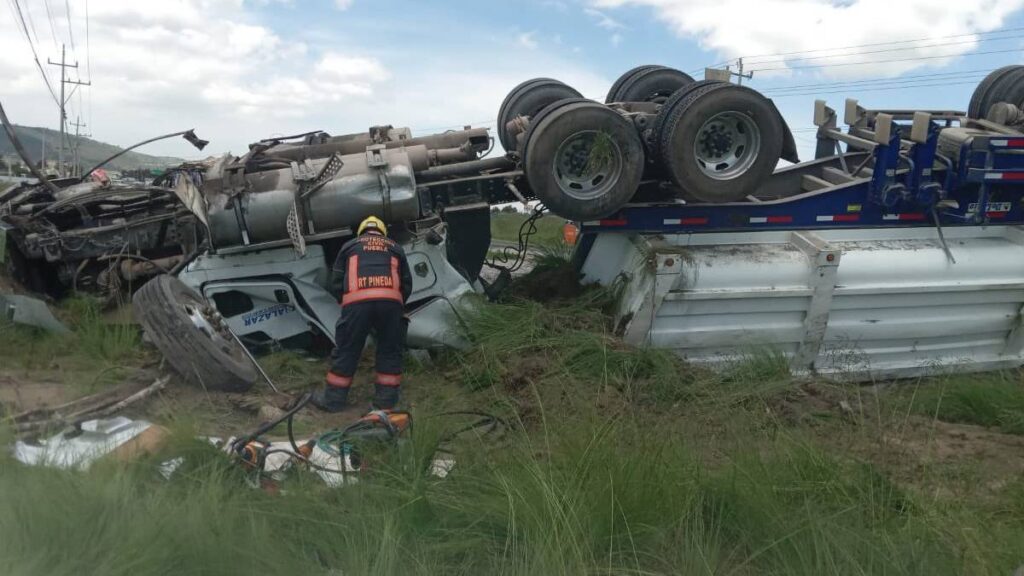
[551,130,624,201]
[692,111,761,180]
[699,125,734,158]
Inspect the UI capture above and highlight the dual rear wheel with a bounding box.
[499,66,785,218]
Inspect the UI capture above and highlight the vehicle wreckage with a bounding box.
[5,64,1024,389]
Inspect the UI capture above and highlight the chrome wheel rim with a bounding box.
[693,111,761,180]
[551,130,623,201]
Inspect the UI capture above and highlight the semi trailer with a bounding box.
[3,64,1024,390]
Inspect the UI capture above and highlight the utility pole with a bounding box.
[724,57,754,85]
[70,116,89,177]
[47,44,90,177]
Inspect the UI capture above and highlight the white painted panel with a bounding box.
[583,226,1024,381]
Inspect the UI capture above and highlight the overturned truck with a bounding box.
[10,63,1020,389]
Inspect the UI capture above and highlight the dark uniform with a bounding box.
[316,229,412,411]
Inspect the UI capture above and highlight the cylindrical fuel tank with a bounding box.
[268,127,490,163]
[207,146,420,248]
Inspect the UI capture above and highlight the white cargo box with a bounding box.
[581,226,1024,381]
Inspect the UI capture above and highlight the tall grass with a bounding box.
[490,212,565,248]
[2,404,1021,575]
[903,370,1024,434]
[0,295,145,390]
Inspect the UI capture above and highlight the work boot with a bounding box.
[310,385,349,413]
[372,383,400,410]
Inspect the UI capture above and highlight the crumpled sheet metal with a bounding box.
[0,294,71,333]
[13,417,152,470]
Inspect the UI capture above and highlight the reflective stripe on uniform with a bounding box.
[375,372,401,387]
[347,254,359,294]
[340,254,403,306]
[326,371,353,388]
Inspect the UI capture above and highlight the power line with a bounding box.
[749,46,1024,72]
[63,0,75,53]
[765,78,982,99]
[6,0,60,106]
[22,0,41,45]
[42,0,59,50]
[744,35,1021,66]
[690,26,1024,75]
[85,0,92,134]
[739,26,1024,62]
[762,72,991,95]
[757,67,995,92]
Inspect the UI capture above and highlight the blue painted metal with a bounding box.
[579,126,1024,242]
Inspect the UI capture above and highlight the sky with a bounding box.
[1,0,1024,161]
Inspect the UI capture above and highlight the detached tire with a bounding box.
[522,99,644,220]
[606,65,694,104]
[133,275,257,392]
[656,83,783,203]
[497,78,582,151]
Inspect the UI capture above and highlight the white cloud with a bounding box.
[517,31,539,49]
[334,0,354,10]
[0,0,609,159]
[315,53,390,82]
[591,0,1024,77]
[584,8,625,30]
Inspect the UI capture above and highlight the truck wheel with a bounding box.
[498,78,582,151]
[605,65,662,103]
[133,275,257,393]
[969,66,1022,119]
[657,83,782,203]
[607,66,694,104]
[522,99,644,220]
[980,66,1024,119]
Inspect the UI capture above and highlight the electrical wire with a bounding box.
[749,46,1024,72]
[745,35,1021,68]
[765,78,984,98]
[762,72,991,96]
[6,0,60,106]
[63,0,75,53]
[693,25,1024,73]
[758,68,995,92]
[485,205,547,273]
[22,0,41,45]
[42,0,59,50]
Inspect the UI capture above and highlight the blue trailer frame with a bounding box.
[576,106,1024,259]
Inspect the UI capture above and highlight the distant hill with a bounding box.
[0,125,184,171]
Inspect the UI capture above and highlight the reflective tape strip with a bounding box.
[342,288,403,306]
[326,372,353,388]
[659,217,708,224]
[984,172,1024,180]
[375,372,402,387]
[987,211,1009,218]
[750,216,792,224]
[390,256,400,295]
[882,213,926,221]
[816,214,860,222]
[990,138,1024,147]
[347,254,359,294]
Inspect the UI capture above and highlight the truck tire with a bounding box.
[650,80,725,155]
[522,99,644,220]
[605,65,662,103]
[607,66,695,104]
[133,275,258,393]
[982,66,1024,119]
[498,78,582,151]
[969,66,1021,119]
[657,83,783,203]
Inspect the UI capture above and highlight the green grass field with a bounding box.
[2,265,1024,574]
[490,211,566,249]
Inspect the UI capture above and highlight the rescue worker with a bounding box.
[311,215,412,412]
